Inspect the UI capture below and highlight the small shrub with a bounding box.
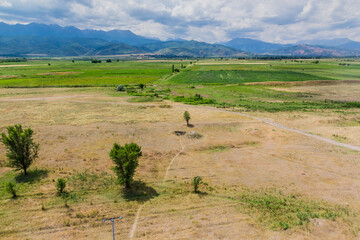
[183,111,191,126]
[6,182,18,198]
[192,176,202,193]
[56,178,66,195]
[116,84,125,92]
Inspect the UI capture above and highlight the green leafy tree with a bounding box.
[110,143,142,189]
[183,111,191,126]
[1,125,39,175]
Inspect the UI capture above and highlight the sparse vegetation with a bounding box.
[234,188,350,230]
[6,182,18,198]
[192,176,203,193]
[56,178,66,195]
[1,124,39,176]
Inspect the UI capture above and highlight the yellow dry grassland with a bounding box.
[0,88,360,240]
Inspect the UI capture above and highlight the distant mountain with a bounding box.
[298,38,360,51]
[0,22,159,46]
[0,36,145,56]
[142,40,246,57]
[270,44,360,57]
[2,22,360,57]
[221,38,289,54]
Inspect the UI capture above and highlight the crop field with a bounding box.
[0,59,360,239]
[0,60,184,87]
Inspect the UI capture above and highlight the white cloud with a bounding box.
[0,0,360,43]
[0,0,11,7]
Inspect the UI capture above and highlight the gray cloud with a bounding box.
[0,0,360,43]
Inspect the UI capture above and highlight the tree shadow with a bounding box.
[122,180,159,203]
[15,168,48,183]
[187,124,194,128]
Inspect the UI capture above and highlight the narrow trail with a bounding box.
[129,137,186,239]
[0,95,86,101]
[129,204,146,239]
[163,138,185,184]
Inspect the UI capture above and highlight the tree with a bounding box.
[172,64,175,73]
[1,125,39,175]
[183,111,191,126]
[139,83,145,90]
[110,143,142,189]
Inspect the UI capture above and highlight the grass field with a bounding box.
[0,59,360,239]
[0,60,187,87]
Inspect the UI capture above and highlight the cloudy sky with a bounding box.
[0,0,359,43]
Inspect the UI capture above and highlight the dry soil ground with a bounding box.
[0,87,360,239]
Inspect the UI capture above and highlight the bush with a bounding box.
[56,178,66,195]
[116,84,125,92]
[6,182,18,198]
[192,176,202,193]
[183,111,191,126]
[1,124,39,175]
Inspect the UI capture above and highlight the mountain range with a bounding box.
[0,22,360,57]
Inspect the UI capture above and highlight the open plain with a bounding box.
[1,59,360,239]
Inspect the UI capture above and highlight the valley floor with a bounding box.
[0,88,360,239]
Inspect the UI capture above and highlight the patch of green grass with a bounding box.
[168,70,330,85]
[173,94,216,105]
[205,145,231,153]
[332,134,348,143]
[167,84,360,112]
[233,188,350,230]
[127,96,163,103]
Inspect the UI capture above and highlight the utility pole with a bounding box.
[102,216,123,240]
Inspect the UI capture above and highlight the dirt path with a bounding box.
[129,137,186,238]
[1,95,359,152]
[129,204,146,239]
[163,138,185,184]
[0,95,86,101]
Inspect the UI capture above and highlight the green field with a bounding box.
[0,60,183,87]
[168,70,329,84]
[1,59,360,112]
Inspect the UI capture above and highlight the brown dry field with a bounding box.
[0,87,360,239]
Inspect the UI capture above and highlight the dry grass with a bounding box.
[0,88,360,239]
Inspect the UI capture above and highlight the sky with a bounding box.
[0,0,359,43]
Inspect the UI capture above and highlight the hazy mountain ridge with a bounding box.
[0,22,360,57]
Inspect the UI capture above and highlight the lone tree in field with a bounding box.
[183,111,191,126]
[110,143,142,189]
[1,125,39,176]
